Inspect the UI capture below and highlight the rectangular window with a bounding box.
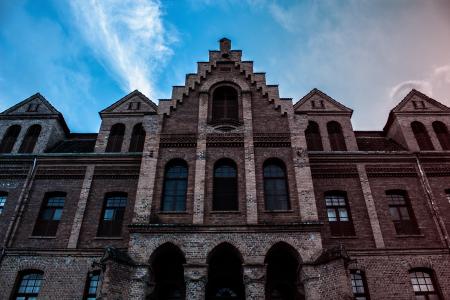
[127,102,141,110]
[32,193,65,236]
[387,191,420,235]
[97,193,127,237]
[325,192,355,236]
[351,270,370,300]
[0,193,7,214]
[83,271,100,300]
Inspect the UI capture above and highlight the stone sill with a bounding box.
[158,211,190,215]
[395,234,425,238]
[263,210,295,213]
[94,236,123,240]
[209,210,242,214]
[330,235,358,239]
[29,236,56,239]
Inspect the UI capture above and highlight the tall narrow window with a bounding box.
[161,160,188,212]
[325,191,355,236]
[432,121,450,150]
[83,271,100,300]
[409,269,441,299]
[264,159,290,211]
[32,192,65,236]
[0,192,7,215]
[386,190,420,235]
[0,125,21,153]
[128,123,146,152]
[213,159,238,211]
[305,121,323,151]
[411,121,434,150]
[12,270,44,300]
[97,192,127,237]
[351,270,370,300]
[105,123,125,153]
[327,121,347,151]
[212,86,238,122]
[18,124,41,153]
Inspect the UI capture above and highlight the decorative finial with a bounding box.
[219,38,231,53]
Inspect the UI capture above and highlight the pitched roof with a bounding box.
[294,88,353,114]
[100,90,157,114]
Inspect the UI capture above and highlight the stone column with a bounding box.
[184,264,208,300]
[67,165,95,248]
[243,264,266,300]
[242,91,258,224]
[193,91,209,224]
[357,164,385,248]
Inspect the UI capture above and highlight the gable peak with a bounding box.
[294,88,353,115]
[100,90,157,115]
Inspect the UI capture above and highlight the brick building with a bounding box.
[0,38,450,299]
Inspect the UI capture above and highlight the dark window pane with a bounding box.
[386,191,419,235]
[129,123,146,152]
[264,160,290,211]
[212,86,239,122]
[14,272,43,299]
[105,123,125,153]
[327,121,347,151]
[98,194,127,236]
[32,194,65,236]
[0,125,21,153]
[305,121,323,151]
[412,121,434,150]
[162,161,188,212]
[213,160,238,211]
[18,125,41,153]
[325,192,355,236]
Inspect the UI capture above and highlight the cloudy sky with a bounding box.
[1,0,449,132]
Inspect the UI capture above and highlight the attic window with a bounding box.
[27,103,40,112]
[127,102,141,110]
[311,100,325,109]
[412,100,426,109]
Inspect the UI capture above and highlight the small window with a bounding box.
[213,159,238,211]
[12,270,44,300]
[161,160,188,212]
[432,121,450,150]
[327,121,347,151]
[83,271,100,300]
[411,121,434,151]
[127,101,141,110]
[325,191,355,236]
[97,192,127,237]
[105,123,125,153]
[128,123,146,152]
[305,121,323,151]
[27,103,40,112]
[386,190,420,235]
[0,192,7,215]
[0,125,21,153]
[263,159,290,211]
[212,86,239,122]
[351,270,370,300]
[18,125,41,153]
[32,192,65,236]
[409,269,441,299]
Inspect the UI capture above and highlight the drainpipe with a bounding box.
[0,156,38,266]
[415,154,450,251]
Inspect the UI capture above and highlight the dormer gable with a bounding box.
[294,88,353,116]
[1,93,61,116]
[99,90,158,117]
[392,89,450,113]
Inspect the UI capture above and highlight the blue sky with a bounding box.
[1,0,449,132]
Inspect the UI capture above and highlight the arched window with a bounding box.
[432,121,450,150]
[0,191,7,215]
[264,159,290,211]
[105,123,125,153]
[128,123,146,152]
[12,270,44,299]
[327,121,347,151]
[97,192,127,237]
[0,125,21,153]
[83,270,100,300]
[386,190,419,235]
[350,270,370,299]
[305,121,323,151]
[161,160,188,212]
[409,269,441,299]
[411,121,434,150]
[325,191,355,236]
[18,124,41,153]
[32,192,66,236]
[212,86,238,122]
[213,159,238,211]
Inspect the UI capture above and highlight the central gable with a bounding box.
[294,88,353,115]
[392,89,449,113]
[100,90,157,116]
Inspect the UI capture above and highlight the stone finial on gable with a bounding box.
[220,38,231,53]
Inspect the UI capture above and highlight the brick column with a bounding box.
[67,165,95,248]
[132,115,162,223]
[242,91,258,224]
[193,92,209,224]
[243,264,266,300]
[184,264,207,300]
[357,164,385,248]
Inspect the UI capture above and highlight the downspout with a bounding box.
[415,154,450,251]
[0,156,38,266]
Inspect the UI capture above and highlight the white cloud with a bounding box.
[70,0,174,98]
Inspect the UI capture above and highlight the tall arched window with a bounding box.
[213,158,238,211]
[327,121,347,151]
[161,159,188,212]
[128,123,146,152]
[409,268,441,299]
[212,86,238,122]
[264,159,290,211]
[12,270,44,299]
[305,121,323,151]
[432,121,450,150]
[411,121,434,150]
[18,124,41,153]
[0,125,21,153]
[105,123,125,153]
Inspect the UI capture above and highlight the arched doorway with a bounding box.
[265,242,305,300]
[206,243,245,300]
[148,243,186,300]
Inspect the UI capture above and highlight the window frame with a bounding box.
[210,85,240,124]
[409,268,442,300]
[32,192,66,237]
[12,270,44,300]
[0,191,7,215]
[386,190,420,235]
[212,158,238,211]
[97,192,127,237]
[83,270,101,300]
[161,159,188,212]
[324,191,355,236]
[350,269,370,300]
[263,158,290,211]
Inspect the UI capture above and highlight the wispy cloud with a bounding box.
[70,0,174,98]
